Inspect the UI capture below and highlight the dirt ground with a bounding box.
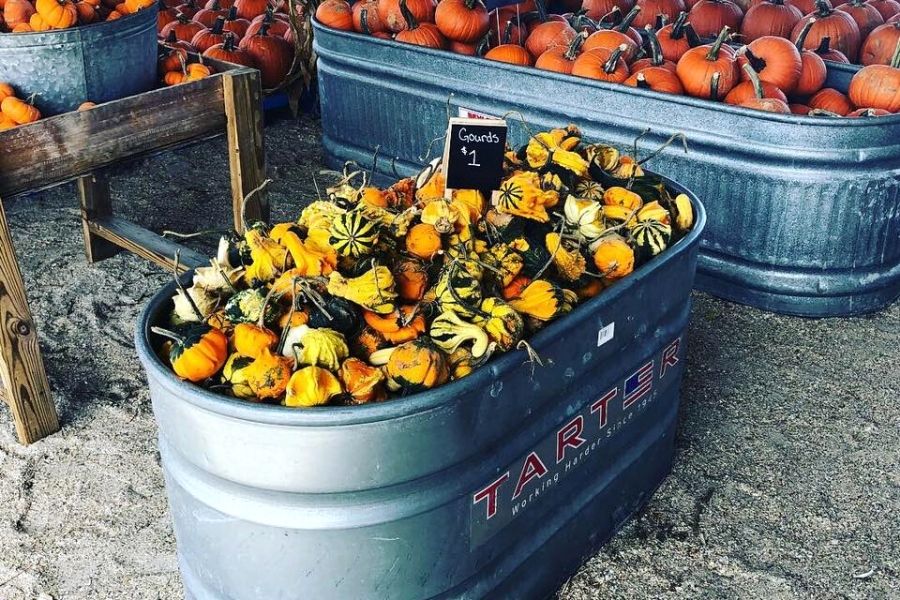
[0,118,897,600]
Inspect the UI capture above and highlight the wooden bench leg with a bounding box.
[78,173,122,264]
[223,71,268,233]
[0,199,59,444]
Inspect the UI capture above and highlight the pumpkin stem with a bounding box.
[742,62,765,99]
[742,47,766,72]
[635,72,651,89]
[814,0,833,16]
[604,44,627,74]
[653,14,667,29]
[795,17,814,50]
[644,24,664,66]
[535,0,548,22]
[464,0,477,9]
[501,19,513,45]
[150,326,185,344]
[684,22,701,47]
[211,15,225,34]
[670,11,687,39]
[226,5,237,20]
[705,26,730,61]
[808,108,841,117]
[892,37,900,69]
[709,70,721,101]
[398,0,418,30]
[614,5,640,32]
[360,7,372,35]
[597,6,620,26]
[176,11,189,23]
[814,36,831,55]
[564,30,588,61]
[258,21,271,36]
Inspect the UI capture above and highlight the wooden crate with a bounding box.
[0,60,267,445]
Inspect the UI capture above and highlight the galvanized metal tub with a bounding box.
[314,23,900,317]
[135,186,706,599]
[0,6,157,116]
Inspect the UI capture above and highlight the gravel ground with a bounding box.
[0,118,896,600]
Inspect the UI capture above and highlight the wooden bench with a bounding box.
[0,61,268,445]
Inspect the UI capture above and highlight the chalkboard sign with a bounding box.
[442,117,508,193]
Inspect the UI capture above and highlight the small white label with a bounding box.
[597,322,615,347]
[457,107,500,120]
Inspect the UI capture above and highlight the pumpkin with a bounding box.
[472,297,524,351]
[536,30,587,73]
[364,305,426,343]
[232,322,278,356]
[836,0,884,39]
[740,0,802,41]
[34,0,77,27]
[790,0,861,62]
[0,96,40,125]
[232,0,264,18]
[377,0,433,32]
[245,8,289,36]
[582,26,639,63]
[385,338,449,391]
[571,44,631,82]
[405,223,443,259]
[809,86,854,113]
[633,0,688,27]
[4,0,35,27]
[631,26,678,74]
[868,0,900,20]
[395,0,447,47]
[435,0,488,43]
[161,13,205,40]
[733,63,791,110]
[592,234,635,281]
[327,265,398,314]
[315,0,353,29]
[793,19,828,95]
[29,12,52,28]
[328,210,379,257]
[338,358,385,403]
[689,0,744,38]
[288,327,349,370]
[657,11,701,62]
[676,26,739,100]
[631,218,673,259]
[429,310,490,357]
[175,0,200,18]
[485,21,534,65]
[789,102,811,113]
[221,353,255,398]
[352,0,385,33]
[238,21,294,87]
[582,0,635,20]
[193,0,226,26]
[508,279,576,321]
[848,38,900,111]
[625,67,686,93]
[204,32,257,67]
[76,0,99,23]
[285,366,343,407]
[495,171,560,222]
[222,5,250,37]
[738,36,802,94]
[859,22,900,65]
[151,324,228,382]
[0,84,15,104]
[526,19,578,58]
[191,16,228,52]
[724,75,788,103]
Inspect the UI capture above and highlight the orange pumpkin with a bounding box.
[1,96,41,125]
[36,0,79,28]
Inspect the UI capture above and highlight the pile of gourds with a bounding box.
[316,0,900,115]
[0,0,154,32]
[158,0,298,88]
[152,125,695,407]
[158,44,217,85]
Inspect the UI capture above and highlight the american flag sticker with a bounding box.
[623,360,654,409]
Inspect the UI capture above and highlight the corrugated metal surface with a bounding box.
[314,23,900,317]
[0,7,157,116]
[135,186,706,599]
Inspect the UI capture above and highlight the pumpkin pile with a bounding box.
[0,0,154,32]
[151,125,695,406]
[316,0,900,116]
[157,0,298,88]
[158,44,217,85]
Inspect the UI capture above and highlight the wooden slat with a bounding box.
[77,173,122,263]
[87,217,207,273]
[0,200,59,445]
[0,69,252,198]
[223,71,268,233]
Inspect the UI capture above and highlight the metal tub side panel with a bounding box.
[314,24,900,316]
[0,7,158,116]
